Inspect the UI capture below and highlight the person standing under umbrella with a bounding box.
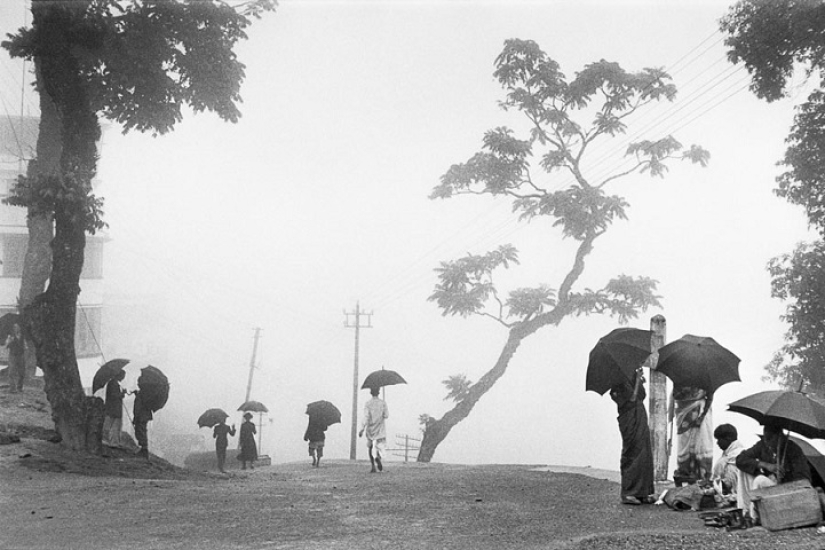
[670,385,714,485]
[5,323,25,393]
[609,370,654,505]
[735,424,811,521]
[238,412,258,470]
[359,387,389,473]
[102,370,126,447]
[213,417,236,473]
[132,389,153,459]
[304,415,327,468]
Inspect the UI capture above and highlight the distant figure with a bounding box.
[711,423,744,503]
[736,424,811,520]
[304,415,327,468]
[5,323,25,393]
[102,370,127,447]
[609,370,654,505]
[213,418,236,473]
[671,385,714,484]
[238,412,258,470]
[359,386,389,473]
[132,389,153,459]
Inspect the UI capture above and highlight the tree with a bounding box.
[721,0,825,390]
[417,39,708,463]
[1,0,275,453]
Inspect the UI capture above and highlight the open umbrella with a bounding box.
[585,327,653,395]
[789,436,825,489]
[137,365,169,413]
[198,408,229,428]
[238,400,269,413]
[306,400,342,427]
[361,368,406,390]
[655,335,740,395]
[728,389,825,440]
[0,312,20,342]
[92,358,131,394]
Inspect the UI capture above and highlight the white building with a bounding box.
[0,115,106,389]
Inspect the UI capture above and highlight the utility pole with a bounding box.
[344,302,372,460]
[644,315,668,481]
[244,327,262,403]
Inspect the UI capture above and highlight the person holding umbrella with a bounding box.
[735,423,811,521]
[102,370,127,447]
[132,388,153,459]
[609,369,655,505]
[359,386,389,473]
[238,411,258,470]
[670,385,714,485]
[213,417,236,473]
[304,415,327,468]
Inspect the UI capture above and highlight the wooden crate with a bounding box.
[753,480,823,531]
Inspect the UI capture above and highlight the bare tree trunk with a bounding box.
[20,57,57,383]
[417,326,529,462]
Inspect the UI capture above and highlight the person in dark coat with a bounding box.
[213,418,236,473]
[735,423,811,520]
[304,415,327,467]
[610,370,655,505]
[238,412,258,469]
[132,389,153,459]
[103,370,126,447]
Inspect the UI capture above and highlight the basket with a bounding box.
[752,479,822,531]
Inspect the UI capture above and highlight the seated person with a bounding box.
[735,423,811,520]
[711,423,744,503]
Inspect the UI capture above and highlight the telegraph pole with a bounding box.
[344,302,372,460]
[244,327,262,403]
[644,315,668,481]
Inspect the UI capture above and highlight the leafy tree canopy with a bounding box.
[3,0,276,136]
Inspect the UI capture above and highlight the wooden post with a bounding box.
[644,315,668,481]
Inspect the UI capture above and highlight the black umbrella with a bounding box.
[585,327,653,395]
[92,358,131,394]
[361,368,406,390]
[198,408,230,428]
[306,400,342,427]
[137,365,169,413]
[789,436,825,489]
[655,335,740,395]
[238,400,269,413]
[728,389,825,440]
[0,312,20,342]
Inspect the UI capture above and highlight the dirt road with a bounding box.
[1,438,824,550]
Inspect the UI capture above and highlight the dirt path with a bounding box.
[2,439,824,550]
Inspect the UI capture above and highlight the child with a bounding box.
[304,415,327,467]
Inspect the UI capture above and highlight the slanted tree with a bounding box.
[417,38,708,462]
[1,0,276,453]
[721,0,825,390]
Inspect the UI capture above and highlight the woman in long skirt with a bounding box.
[238,412,258,470]
[610,371,655,505]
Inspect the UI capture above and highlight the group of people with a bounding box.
[208,386,390,474]
[612,371,813,523]
[101,370,154,459]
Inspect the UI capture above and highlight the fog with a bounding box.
[0,0,817,470]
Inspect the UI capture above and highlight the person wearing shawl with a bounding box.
[711,423,744,503]
[610,370,655,505]
[671,385,714,484]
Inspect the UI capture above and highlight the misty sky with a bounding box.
[0,0,817,470]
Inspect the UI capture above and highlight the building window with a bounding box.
[81,238,104,279]
[76,306,102,358]
[2,233,26,277]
